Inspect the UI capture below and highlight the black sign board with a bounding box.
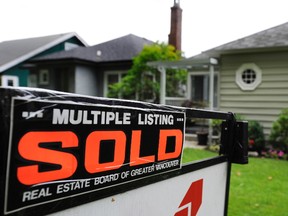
[0,87,248,216]
[0,88,185,215]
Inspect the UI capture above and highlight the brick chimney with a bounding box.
[168,0,182,51]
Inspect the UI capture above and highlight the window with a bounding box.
[1,75,19,87]
[236,63,262,91]
[39,69,49,85]
[188,72,218,108]
[64,42,79,50]
[104,71,127,97]
[28,74,37,87]
[242,69,256,84]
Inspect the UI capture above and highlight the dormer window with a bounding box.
[64,42,79,50]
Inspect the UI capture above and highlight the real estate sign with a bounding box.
[0,87,245,216]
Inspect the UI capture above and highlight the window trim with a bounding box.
[39,69,49,85]
[236,63,262,91]
[1,75,19,87]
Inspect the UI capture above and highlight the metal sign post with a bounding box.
[0,87,247,216]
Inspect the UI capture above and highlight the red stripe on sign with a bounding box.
[175,179,203,216]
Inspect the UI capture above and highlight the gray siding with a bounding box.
[220,51,288,136]
[75,66,98,96]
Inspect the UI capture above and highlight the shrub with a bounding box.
[263,149,287,160]
[212,119,222,135]
[269,108,288,152]
[248,120,265,155]
[235,113,245,121]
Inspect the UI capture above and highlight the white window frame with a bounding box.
[104,71,127,97]
[39,69,49,85]
[1,75,19,87]
[187,71,219,109]
[236,63,262,91]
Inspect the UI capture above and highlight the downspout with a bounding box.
[209,60,215,111]
[158,66,166,105]
[208,58,217,144]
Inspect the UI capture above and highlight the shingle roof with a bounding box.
[33,34,154,63]
[205,22,288,55]
[150,22,288,68]
[0,33,88,72]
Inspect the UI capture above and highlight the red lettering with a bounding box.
[16,128,183,185]
[158,129,183,161]
[130,130,155,166]
[85,131,126,173]
[17,131,78,185]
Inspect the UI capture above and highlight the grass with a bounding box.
[182,148,288,216]
[182,147,218,162]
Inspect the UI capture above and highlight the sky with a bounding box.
[1,0,288,57]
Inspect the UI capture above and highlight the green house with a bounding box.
[0,33,87,87]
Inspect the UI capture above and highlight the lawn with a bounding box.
[182,148,288,216]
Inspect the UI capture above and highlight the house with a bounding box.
[151,22,288,136]
[17,0,173,98]
[27,34,154,96]
[0,33,88,87]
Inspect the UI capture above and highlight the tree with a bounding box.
[108,42,186,103]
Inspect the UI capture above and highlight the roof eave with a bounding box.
[147,56,218,70]
[205,46,288,57]
[0,33,88,73]
[26,57,133,68]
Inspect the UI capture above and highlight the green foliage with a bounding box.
[235,113,245,121]
[108,42,187,103]
[166,68,187,97]
[248,120,265,154]
[269,108,288,152]
[212,119,222,133]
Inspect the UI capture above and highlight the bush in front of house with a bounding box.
[248,120,265,155]
[269,108,288,152]
[261,149,288,160]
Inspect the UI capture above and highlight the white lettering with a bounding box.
[130,165,155,177]
[57,180,90,194]
[69,110,82,124]
[155,160,179,171]
[22,187,52,202]
[93,173,119,185]
[52,109,131,125]
[83,110,92,124]
[138,113,174,125]
[52,109,69,124]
